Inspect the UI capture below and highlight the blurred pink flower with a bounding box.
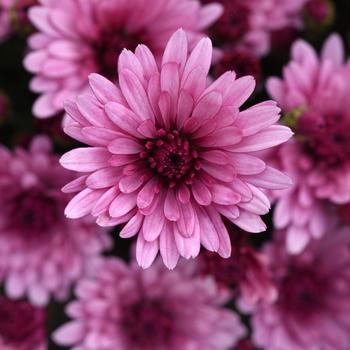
[53,257,246,349]
[0,296,46,350]
[267,34,350,253]
[60,29,292,269]
[199,225,277,307]
[204,0,308,57]
[24,0,222,119]
[0,136,111,306]
[251,225,350,350]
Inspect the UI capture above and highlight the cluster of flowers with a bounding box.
[0,0,349,349]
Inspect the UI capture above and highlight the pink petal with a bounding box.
[119,69,154,121]
[229,154,266,175]
[86,168,121,189]
[120,212,144,238]
[242,166,292,190]
[136,234,159,269]
[233,210,267,233]
[65,188,104,219]
[108,138,142,155]
[192,179,212,206]
[231,125,293,152]
[109,192,136,217]
[164,189,180,221]
[89,73,124,104]
[60,148,110,172]
[160,223,180,269]
[53,322,84,346]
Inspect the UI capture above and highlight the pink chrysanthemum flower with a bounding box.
[267,34,350,253]
[0,296,46,350]
[60,29,292,269]
[53,257,246,349]
[203,0,308,57]
[251,225,350,350]
[23,0,222,119]
[0,136,111,306]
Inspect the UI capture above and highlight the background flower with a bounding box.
[24,0,222,118]
[267,34,350,253]
[251,224,350,350]
[53,257,246,350]
[0,136,111,306]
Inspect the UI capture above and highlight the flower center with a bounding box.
[215,49,261,80]
[121,299,174,348]
[297,112,350,167]
[279,268,327,320]
[2,190,61,236]
[94,28,149,80]
[140,129,200,187]
[206,1,250,44]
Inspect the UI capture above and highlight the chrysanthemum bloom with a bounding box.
[203,0,308,57]
[267,34,350,253]
[53,257,246,349]
[60,29,292,269]
[0,296,46,350]
[251,225,350,350]
[0,136,111,306]
[24,0,222,119]
[199,225,277,307]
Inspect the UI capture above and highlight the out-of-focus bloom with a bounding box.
[267,34,350,253]
[24,0,222,119]
[0,296,46,350]
[199,225,277,306]
[60,29,292,269]
[0,0,37,41]
[0,136,111,306]
[53,257,246,350]
[203,0,308,57]
[251,225,350,350]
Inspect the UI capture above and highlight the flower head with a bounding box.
[267,34,350,253]
[24,0,222,118]
[60,29,292,269]
[0,136,111,306]
[251,225,350,350]
[53,257,246,350]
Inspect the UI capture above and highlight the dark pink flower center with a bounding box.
[121,298,174,348]
[298,112,350,167]
[3,189,61,236]
[140,129,200,188]
[205,0,250,44]
[279,268,327,320]
[94,28,149,80]
[215,48,261,80]
[0,297,45,346]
